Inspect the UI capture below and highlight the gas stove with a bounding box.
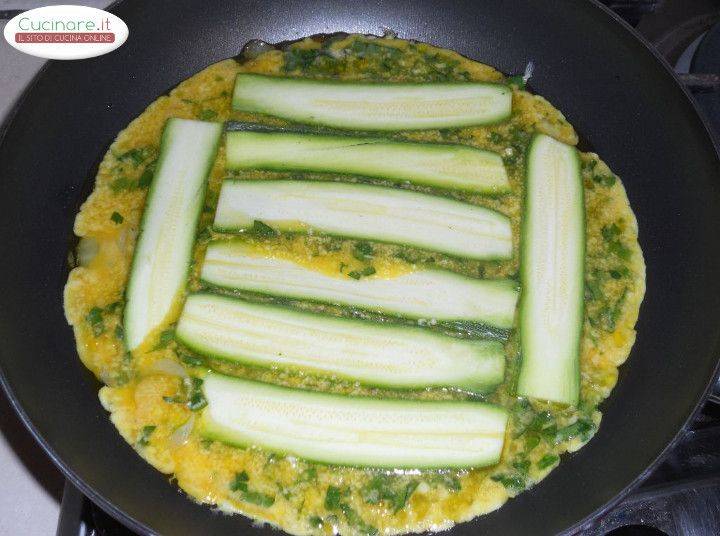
[50,2,720,535]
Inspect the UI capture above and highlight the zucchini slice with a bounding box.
[517,134,585,405]
[124,119,222,351]
[176,293,505,392]
[214,180,512,260]
[200,372,509,469]
[232,73,512,131]
[201,240,518,328]
[225,131,509,194]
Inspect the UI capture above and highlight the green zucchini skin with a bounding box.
[213,180,512,260]
[176,293,505,392]
[517,134,585,405]
[232,73,512,131]
[123,118,221,351]
[225,131,509,194]
[225,120,346,137]
[200,372,509,469]
[201,239,518,328]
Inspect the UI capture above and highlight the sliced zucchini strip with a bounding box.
[232,73,512,131]
[213,180,512,260]
[176,293,505,392]
[518,134,585,405]
[225,131,509,194]
[200,372,509,469]
[124,118,222,350]
[201,240,518,328]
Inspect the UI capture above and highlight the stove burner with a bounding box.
[577,400,720,535]
[607,526,668,536]
[690,20,720,140]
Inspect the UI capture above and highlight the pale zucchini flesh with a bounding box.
[232,73,512,131]
[123,119,222,351]
[225,131,509,194]
[176,293,505,392]
[201,240,518,328]
[213,180,512,260]
[200,372,509,469]
[518,134,585,405]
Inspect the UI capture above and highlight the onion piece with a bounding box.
[149,358,188,378]
[115,226,136,255]
[241,39,275,60]
[170,414,196,447]
[76,237,99,267]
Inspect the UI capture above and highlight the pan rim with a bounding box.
[0,1,719,535]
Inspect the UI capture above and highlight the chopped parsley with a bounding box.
[153,328,175,350]
[595,290,627,332]
[109,176,135,192]
[340,503,378,535]
[428,473,461,492]
[511,459,531,475]
[609,266,630,280]
[488,131,503,144]
[137,425,156,447]
[583,159,598,172]
[230,471,250,492]
[105,301,123,313]
[198,109,218,120]
[587,268,628,331]
[137,164,155,188]
[299,466,318,482]
[490,473,525,492]
[554,418,595,444]
[242,491,275,508]
[195,225,212,243]
[361,475,418,513]
[524,432,540,452]
[352,241,374,261]
[184,377,207,411]
[110,211,124,224]
[117,146,154,167]
[348,266,376,280]
[602,223,631,260]
[324,486,343,510]
[308,515,324,528]
[283,48,326,72]
[394,482,418,513]
[593,174,616,187]
[282,39,466,83]
[230,471,275,507]
[325,486,379,536]
[179,353,206,367]
[505,74,526,89]
[110,148,156,192]
[585,276,602,302]
[249,220,278,239]
[537,454,559,470]
[86,306,105,337]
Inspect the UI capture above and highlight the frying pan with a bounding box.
[1,1,719,534]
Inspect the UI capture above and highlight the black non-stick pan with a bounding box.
[1,1,719,534]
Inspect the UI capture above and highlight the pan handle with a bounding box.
[56,481,87,536]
